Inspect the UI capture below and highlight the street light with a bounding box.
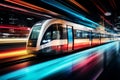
[104,12,111,16]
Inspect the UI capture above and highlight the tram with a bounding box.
[26,18,115,55]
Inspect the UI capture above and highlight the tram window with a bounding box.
[75,30,82,39]
[74,30,76,39]
[105,34,108,38]
[82,31,89,38]
[101,34,103,38]
[51,24,62,39]
[102,34,106,38]
[107,34,110,38]
[91,33,94,38]
[29,26,41,40]
[45,32,51,40]
[41,24,62,44]
[92,32,99,38]
[82,31,85,38]
[108,35,111,38]
[93,33,100,38]
[42,32,51,44]
[62,28,67,39]
[98,33,101,38]
[52,31,60,40]
[108,35,110,38]
[41,27,52,44]
[57,24,64,39]
[77,30,82,38]
[74,30,90,39]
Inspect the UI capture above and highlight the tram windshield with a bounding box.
[29,24,41,40]
[28,23,42,47]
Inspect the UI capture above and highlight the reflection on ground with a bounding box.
[0,41,119,80]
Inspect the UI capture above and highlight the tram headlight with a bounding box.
[28,42,32,46]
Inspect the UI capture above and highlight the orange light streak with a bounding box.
[5,0,60,16]
[0,49,28,59]
[69,0,89,13]
[0,3,51,18]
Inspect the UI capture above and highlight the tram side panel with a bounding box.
[91,33,101,46]
[73,30,91,50]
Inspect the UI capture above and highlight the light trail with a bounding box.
[69,0,89,13]
[0,38,27,44]
[5,0,60,16]
[0,41,118,80]
[0,49,28,59]
[41,0,99,28]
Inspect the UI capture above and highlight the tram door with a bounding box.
[67,25,74,51]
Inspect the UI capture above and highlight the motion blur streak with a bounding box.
[2,62,31,73]
[0,38,27,44]
[0,25,30,30]
[0,3,50,18]
[73,53,102,71]
[0,54,34,63]
[41,0,99,28]
[0,49,27,59]
[91,1,106,14]
[69,0,89,13]
[0,42,117,80]
[6,0,60,16]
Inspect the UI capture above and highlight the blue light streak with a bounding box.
[41,0,99,28]
[0,41,118,80]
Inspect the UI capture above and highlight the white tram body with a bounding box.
[26,18,116,55]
